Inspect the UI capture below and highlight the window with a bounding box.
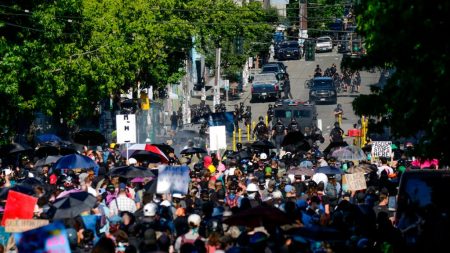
[293,110,312,118]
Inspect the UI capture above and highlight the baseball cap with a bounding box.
[284,184,295,193]
[128,158,137,165]
[260,153,267,160]
[143,203,158,217]
[160,200,171,207]
[119,183,126,190]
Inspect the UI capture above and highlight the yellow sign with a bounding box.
[5,219,49,233]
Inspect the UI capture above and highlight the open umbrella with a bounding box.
[108,165,156,179]
[35,155,62,167]
[72,130,106,146]
[122,144,169,162]
[17,177,46,189]
[323,141,348,157]
[130,150,165,163]
[223,205,292,228]
[36,134,62,143]
[251,140,275,150]
[287,167,315,177]
[53,154,97,170]
[0,143,33,156]
[152,143,175,156]
[180,147,207,155]
[49,191,97,219]
[281,132,311,151]
[34,144,60,158]
[331,145,367,161]
[287,226,347,242]
[315,166,344,175]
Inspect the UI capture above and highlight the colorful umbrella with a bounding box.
[121,144,169,162]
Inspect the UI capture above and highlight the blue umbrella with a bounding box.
[53,154,97,170]
[315,166,344,175]
[36,134,62,143]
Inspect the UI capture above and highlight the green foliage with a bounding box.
[307,0,346,37]
[0,0,275,138]
[351,0,450,162]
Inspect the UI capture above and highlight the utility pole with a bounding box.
[299,0,308,48]
[213,48,221,109]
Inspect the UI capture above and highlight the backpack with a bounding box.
[180,234,202,247]
[257,124,267,134]
[330,127,343,142]
[325,183,338,200]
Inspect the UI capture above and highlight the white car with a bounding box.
[315,36,333,52]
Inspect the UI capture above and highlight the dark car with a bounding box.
[276,41,301,60]
[261,63,285,75]
[395,170,450,251]
[309,77,337,104]
[251,73,282,101]
[265,62,287,74]
[272,100,318,133]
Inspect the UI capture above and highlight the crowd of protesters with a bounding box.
[0,135,443,253]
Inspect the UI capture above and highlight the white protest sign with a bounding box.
[156,165,190,194]
[116,114,137,144]
[344,173,367,191]
[371,141,392,158]
[209,125,227,151]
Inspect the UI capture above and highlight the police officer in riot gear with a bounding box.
[287,118,300,133]
[267,104,274,124]
[239,102,245,120]
[272,119,286,152]
[233,104,240,129]
[253,116,269,141]
[244,106,252,127]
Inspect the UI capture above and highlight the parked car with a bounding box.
[265,62,287,74]
[251,73,283,101]
[276,40,301,60]
[309,77,337,104]
[315,36,333,52]
[261,63,285,75]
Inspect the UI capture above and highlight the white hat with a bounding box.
[2,168,12,176]
[173,193,185,199]
[128,158,137,165]
[143,203,158,217]
[260,153,267,160]
[246,183,258,192]
[188,214,201,226]
[160,200,171,207]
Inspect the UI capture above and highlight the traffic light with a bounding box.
[304,40,316,61]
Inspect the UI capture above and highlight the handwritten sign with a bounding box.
[371,141,392,158]
[156,165,190,194]
[5,219,49,233]
[344,173,367,191]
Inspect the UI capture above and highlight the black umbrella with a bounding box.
[228,150,251,160]
[0,184,35,199]
[323,141,348,157]
[34,155,62,167]
[34,144,60,158]
[48,191,97,220]
[108,165,156,179]
[153,143,175,156]
[281,132,311,152]
[251,140,275,150]
[180,147,207,155]
[72,130,106,146]
[59,142,78,155]
[17,177,46,188]
[0,143,33,156]
[130,150,165,163]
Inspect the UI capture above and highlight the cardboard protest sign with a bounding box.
[1,190,37,226]
[14,221,71,253]
[344,173,367,191]
[371,141,392,158]
[5,219,49,233]
[156,165,190,194]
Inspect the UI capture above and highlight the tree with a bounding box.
[350,0,450,162]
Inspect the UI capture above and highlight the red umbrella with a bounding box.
[121,144,169,163]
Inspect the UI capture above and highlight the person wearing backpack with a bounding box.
[272,119,287,152]
[174,214,205,252]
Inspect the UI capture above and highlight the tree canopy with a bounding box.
[0,0,275,138]
[350,0,450,162]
